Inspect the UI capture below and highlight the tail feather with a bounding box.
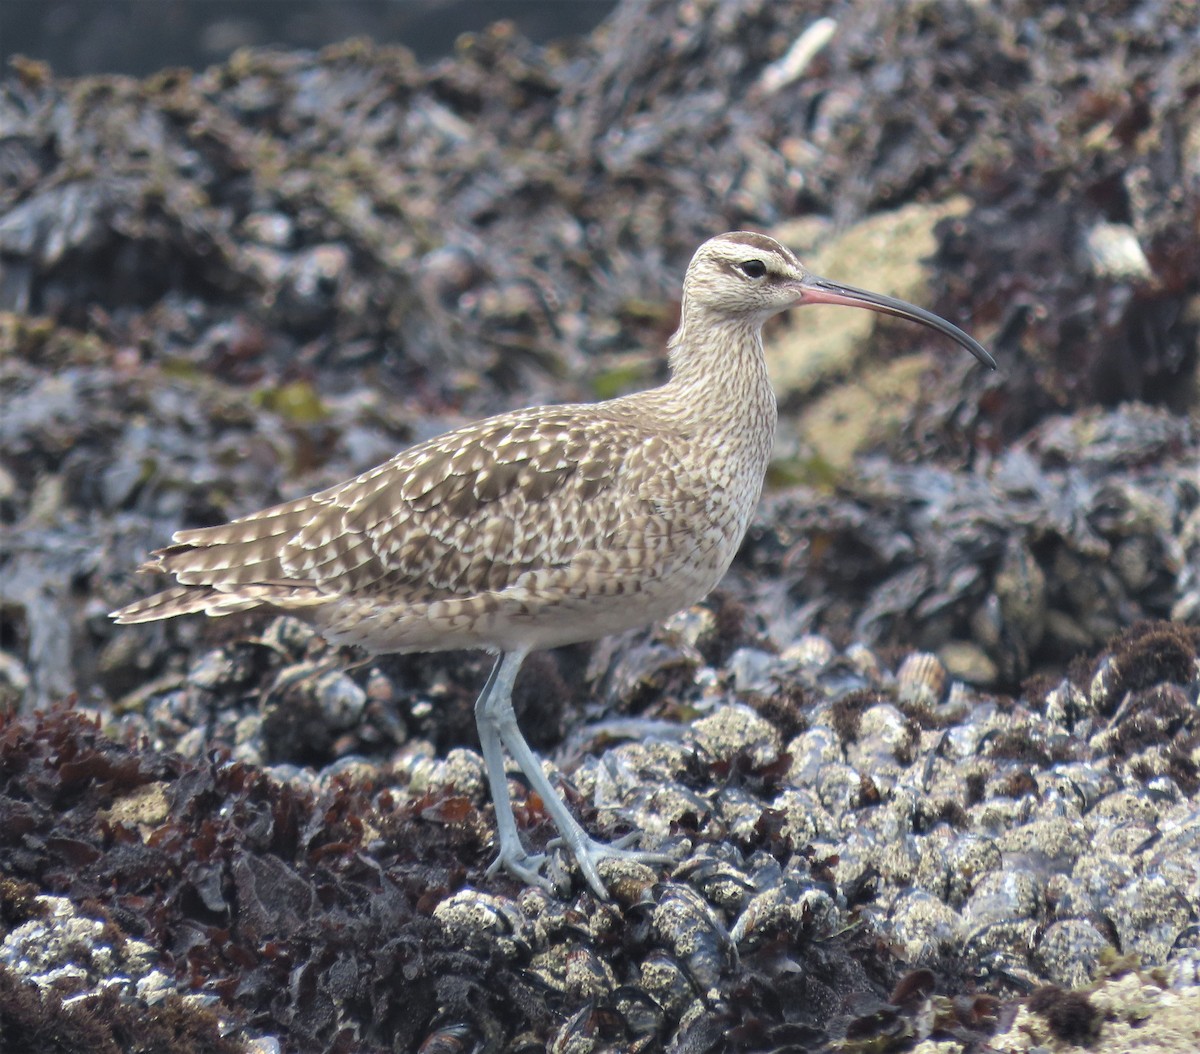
[134,502,321,587]
[110,586,233,624]
[110,583,331,624]
[113,499,340,625]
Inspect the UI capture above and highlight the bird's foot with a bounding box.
[551,829,675,900]
[485,843,551,892]
[486,829,673,899]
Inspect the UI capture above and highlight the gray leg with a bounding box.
[474,650,548,890]
[477,651,671,899]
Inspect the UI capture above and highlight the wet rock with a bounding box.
[1036,918,1111,989]
[690,703,781,769]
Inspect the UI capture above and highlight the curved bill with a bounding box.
[799,275,996,369]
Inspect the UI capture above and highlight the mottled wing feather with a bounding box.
[133,405,699,614]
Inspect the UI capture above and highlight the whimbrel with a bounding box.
[112,232,994,897]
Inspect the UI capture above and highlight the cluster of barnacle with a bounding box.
[401,619,1199,1048]
[0,888,247,1054]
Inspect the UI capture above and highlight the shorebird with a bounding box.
[113,231,994,898]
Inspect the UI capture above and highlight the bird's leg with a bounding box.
[480,652,671,899]
[474,651,550,890]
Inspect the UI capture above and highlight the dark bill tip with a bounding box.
[799,276,996,370]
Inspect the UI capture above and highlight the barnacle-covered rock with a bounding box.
[1035,918,1112,989]
[432,889,529,959]
[651,886,734,996]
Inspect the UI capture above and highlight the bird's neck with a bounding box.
[661,302,776,431]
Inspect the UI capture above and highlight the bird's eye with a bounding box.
[739,259,767,278]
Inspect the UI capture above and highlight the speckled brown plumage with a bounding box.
[119,397,769,656]
[113,231,993,896]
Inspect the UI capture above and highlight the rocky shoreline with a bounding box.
[1,1,1198,1050]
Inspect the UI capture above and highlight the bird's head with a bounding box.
[683,231,995,368]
